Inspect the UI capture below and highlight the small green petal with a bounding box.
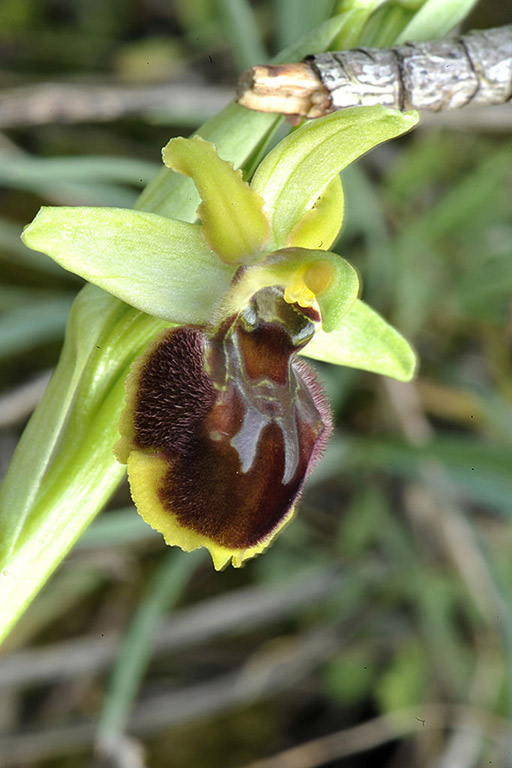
[225,247,359,333]
[251,106,418,250]
[21,206,236,324]
[286,175,344,250]
[302,299,417,382]
[162,136,269,265]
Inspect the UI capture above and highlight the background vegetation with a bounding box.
[0,1,511,766]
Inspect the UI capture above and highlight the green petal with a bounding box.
[302,299,417,382]
[251,106,418,249]
[21,207,236,324]
[225,247,359,333]
[162,136,269,264]
[286,175,344,250]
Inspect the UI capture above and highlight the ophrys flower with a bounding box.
[21,106,418,568]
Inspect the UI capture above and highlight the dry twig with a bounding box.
[237,25,512,117]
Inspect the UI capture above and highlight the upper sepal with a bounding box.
[162,136,270,265]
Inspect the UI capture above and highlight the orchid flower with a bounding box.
[21,106,418,569]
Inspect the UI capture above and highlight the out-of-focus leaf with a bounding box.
[324,649,377,703]
[215,0,267,70]
[77,508,159,548]
[346,437,512,514]
[359,4,415,47]
[274,0,337,49]
[376,640,427,711]
[0,286,72,312]
[396,0,479,43]
[0,156,160,207]
[0,296,74,358]
[0,156,159,186]
[454,253,512,321]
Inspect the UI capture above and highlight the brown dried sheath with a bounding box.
[236,24,512,118]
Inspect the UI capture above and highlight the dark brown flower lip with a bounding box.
[123,287,332,558]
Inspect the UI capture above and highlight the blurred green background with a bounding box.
[0,1,511,766]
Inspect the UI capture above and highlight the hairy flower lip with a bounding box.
[117,289,332,569]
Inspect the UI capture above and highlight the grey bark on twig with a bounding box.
[237,25,512,118]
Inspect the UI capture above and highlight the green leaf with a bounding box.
[162,137,269,264]
[395,0,479,43]
[251,106,418,250]
[272,10,373,64]
[21,206,236,324]
[0,293,164,643]
[358,4,415,47]
[273,0,337,49]
[332,3,390,49]
[0,287,122,557]
[302,299,417,381]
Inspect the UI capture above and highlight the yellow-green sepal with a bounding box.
[21,206,236,324]
[302,299,417,382]
[251,106,418,250]
[162,136,270,265]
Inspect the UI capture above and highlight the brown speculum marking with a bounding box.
[133,288,331,549]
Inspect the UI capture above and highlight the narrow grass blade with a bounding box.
[96,550,203,751]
